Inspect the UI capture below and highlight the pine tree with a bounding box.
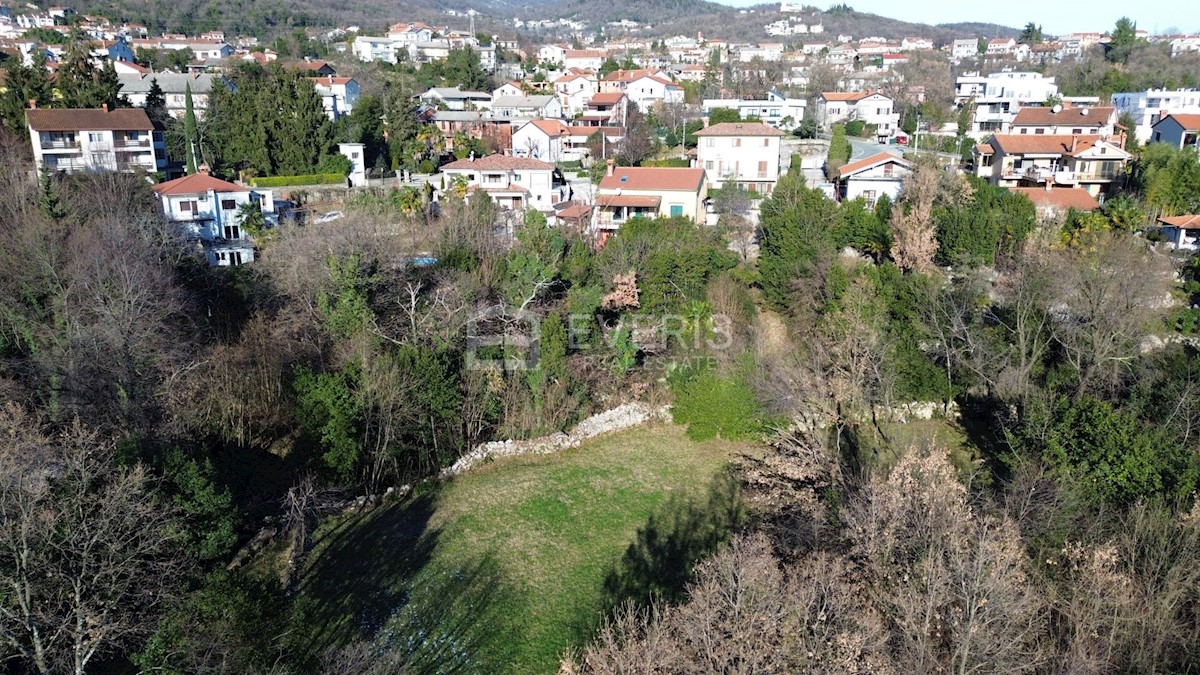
[183,82,199,174]
[38,165,67,222]
[144,78,169,129]
[0,51,54,130]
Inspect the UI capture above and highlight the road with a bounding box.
[849,136,903,161]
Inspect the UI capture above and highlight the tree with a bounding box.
[758,172,838,310]
[0,405,186,675]
[37,165,66,222]
[891,161,973,272]
[183,81,199,174]
[1020,22,1044,45]
[707,107,741,125]
[443,47,489,91]
[615,105,655,166]
[825,124,851,180]
[55,30,123,109]
[1107,17,1139,63]
[144,77,170,131]
[0,50,54,131]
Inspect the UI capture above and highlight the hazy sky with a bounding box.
[715,0,1198,36]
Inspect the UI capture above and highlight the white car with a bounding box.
[313,211,345,224]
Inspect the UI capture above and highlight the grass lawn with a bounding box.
[291,423,753,673]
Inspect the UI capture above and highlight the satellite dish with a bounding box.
[1051,104,1063,113]
[1080,107,1089,116]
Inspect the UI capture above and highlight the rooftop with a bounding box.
[442,154,555,171]
[26,107,153,132]
[1011,106,1115,127]
[1009,187,1100,212]
[153,170,245,196]
[837,152,911,179]
[599,166,706,192]
[694,122,786,137]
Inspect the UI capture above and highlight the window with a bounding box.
[863,189,877,208]
[1020,128,1028,134]
[757,160,768,178]
[1072,128,1082,135]
[762,138,770,147]
[88,132,103,143]
[1035,129,1045,135]
[732,138,741,147]
[705,160,714,170]
[223,224,241,240]
[705,138,715,147]
[221,199,236,210]
[669,204,684,217]
[180,200,198,213]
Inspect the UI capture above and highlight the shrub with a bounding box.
[418,159,436,174]
[640,158,690,168]
[845,120,866,137]
[671,370,763,441]
[249,173,346,188]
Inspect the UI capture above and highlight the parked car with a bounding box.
[314,211,345,223]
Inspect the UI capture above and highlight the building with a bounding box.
[950,38,978,62]
[1009,186,1100,220]
[351,35,400,63]
[554,72,599,116]
[955,71,1059,134]
[1009,105,1117,137]
[439,154,567,211]
[816,91,898,140]
[622,73,684,113]
[1150,114,1200,150]
[594,164,708,234]
[489,94,563,120]
[118,72,219,119]
[26,106,165,175]
[1113,89,1200,143]
[308,76,360,120]
[836,152,911,206]
[153,168,278,266]
[701,90,806,130]
[1157,214,1200,251]
[420,87,492,111]
[694,122,785,194]
[974,134,1132,196]
[512,119,569,162]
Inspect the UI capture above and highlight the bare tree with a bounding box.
[0,404,186,675]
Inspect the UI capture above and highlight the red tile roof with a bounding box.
[588,92,626,105]
[694,122,785,137]
[837,152,911,179]
[154,171,244,196]
[441,154,555,171]
[1011,106,1115,127]
[1159,114,1200,131]
[526,119,569,135]
[599,167,705,192]
[990,134,1104,156]
[1009,187,1099,212]
[556,202,593,219]
[26,107,153,132]
[598,194,662,208]
[1158,214,1200,228]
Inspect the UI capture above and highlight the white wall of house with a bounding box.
[31,128,162,174]
[1113,89,1200,143]
[697,134,782,192]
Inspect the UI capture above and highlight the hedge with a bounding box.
[641,158,690,168]
[249,173,347,188]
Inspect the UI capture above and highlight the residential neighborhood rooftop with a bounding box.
[25,107,153,131]
[441,154,555,171]
[599,166,706,192]
[694,122,786,137]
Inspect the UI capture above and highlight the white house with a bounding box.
[694,122,785,194]
[307,76,360,120]
[153,169,278,266]
[351,36,401,64]
[512,119,569,162]
[439,154,567,211]
[386,21,435,47]
[622,74,684,113]
[975,134,1132,197]
[118,72,218,119]
[955,71,1059,134]
[1157,214,1200,251]
[702,90,806,130]
[817,91,898,140]
[836,152,911,206]
[986,38,1016,56]
[555,72,599,116]
[420,87,493,111]
[563,49,606,71]
[594,164,708,237]
[1112,89,1200,143]
[492,81,525,99]
[26,106,166,175]
[338,142,368,187]
[489,95,563,120]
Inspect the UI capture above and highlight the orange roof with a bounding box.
[1159,214,1200,228]
[975,143,994,155]
[526,119,569,135]
[1011,106,1115,127]
[556,202,593,219]
[821,91,871,102]
[837,152,911,179]
[694,122,785,137]
[589,92,626,105]
[442,154,555,171]
[1009,187,1099,212]
[307,77,355,86]
[154,171,244,196]
[1158,114,1200,131]
[602,69,661,83]
[991,134,1105,156]
[599,167,705,192]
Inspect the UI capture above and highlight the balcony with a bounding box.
[114,139,152,150]
[40,140,80,151]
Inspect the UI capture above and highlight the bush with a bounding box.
[640,158,690,168]
[249,173,346,188]
[671,370,763,441]
[418,159,436,174]
[845,120,866,137]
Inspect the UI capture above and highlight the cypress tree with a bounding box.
[38,165,67,222]
[184,82,199,174]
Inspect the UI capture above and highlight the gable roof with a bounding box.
[118,72,217,95]
[820,91,886,103]
[1158,214,1200,228]
[1009,187,1100,212]
[837,152,911,179]
[602,68,663,83]
[26,107,153,132]
[1011,106,1115,127]
[599,167,705,192]
[694,122,786,137]
[441,154,555,171]
[491,95,556,109]
[1156,113,1200,131]
[154,171,245,196]
[522,119,569,136]
[990,134,1107,156]
[588,92,626,106]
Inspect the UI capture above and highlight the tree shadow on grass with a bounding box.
[600,468,745,614]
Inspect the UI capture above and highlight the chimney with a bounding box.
[606,158,614,177]
[1044,178,1052,192]
[1070,135,1078,153]
[27,99,36,109]
[102,103,109,112]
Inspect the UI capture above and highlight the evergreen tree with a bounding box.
[268,68,334,176]
[1106,17,1140,64]
[183,82,199,174]
[144,78,170,130]
[38,165,67,222]
[1019,23,1044,45]
[0,50,53,130]
[443,47,489,91]
[758,172,838,310]
[56,30,124,109]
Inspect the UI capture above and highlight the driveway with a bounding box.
[849,136,903,161]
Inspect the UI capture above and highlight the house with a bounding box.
[579,92,628,127]
[307,76,360,120]
[701,90,806,130]
[492,81,524,99]
[153,168,278,266]
[563,48,605,71]
[950,38,979,62]
[554,72,598,116]
[1009,105,1117,137]
[816,91,898,139]
[512,119,569,162]
[598,68,669,95]
[694,122,785,194]
[285,59,337,76]
[439,154,567,211]
[351,35,400,64]
[975,134,1132,196]
[986,38,1016,55]
[118,72,218,119]
[836,152,911,206]
[420,86,493,111]
[1157,214,1200,251]
[386,21,435,47]
[621,73,683,113]
[955,71,1059,134]
[489,94,562,120]
[594,163,708,234]
[1009,186,1100,220]
[1112,89,1200,143]
[26,106,165,175]
[1149,113,1200,150]
[431,111,511,154]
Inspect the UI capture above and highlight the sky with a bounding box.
[715,0,1198,36]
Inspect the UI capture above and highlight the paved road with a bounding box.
[849,136,903,161]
